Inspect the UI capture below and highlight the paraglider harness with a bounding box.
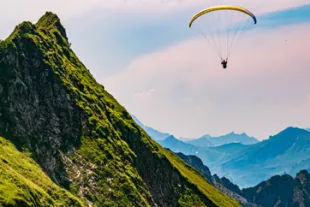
[221,58,228,69]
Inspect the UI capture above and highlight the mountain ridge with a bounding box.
[186,132,259,147]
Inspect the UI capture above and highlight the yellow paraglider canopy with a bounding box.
[189,5,257,28]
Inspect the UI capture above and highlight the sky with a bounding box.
[0,0,309,140]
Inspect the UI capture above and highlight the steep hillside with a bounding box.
[0,12,240,207]
[176,153,213,183]
[176,152,253,207]
[0,137,84,206]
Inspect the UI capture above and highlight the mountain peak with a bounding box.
[275,126,309,138]
[36,11,68,42]
[36,12,60,28]
[16,21,36,34]
[6,12,69,48]
[284,126,306,131]
[7,21,36,41]
[166,135,177,141]
[228,132,248,136]
[296,170,310,184]
[200,134,211,139]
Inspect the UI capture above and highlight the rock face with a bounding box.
[0,136,84,206]
[0,15,84,188]
[0,12,240,207]
[176,152,213,183]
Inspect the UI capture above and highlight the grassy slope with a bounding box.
[0,12,241,207]
[0,137,84,207]
[163,150,241,207]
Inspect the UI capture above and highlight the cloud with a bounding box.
[134,88,156,98]
[1,0,309,22]
[103,23,310,140]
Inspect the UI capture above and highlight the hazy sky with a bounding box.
[0,0,309,140]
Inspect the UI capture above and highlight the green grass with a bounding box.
[162,149,241,207]
[0,137,84,207]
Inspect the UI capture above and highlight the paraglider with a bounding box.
[189,5,257,69]
[221,59,228,69]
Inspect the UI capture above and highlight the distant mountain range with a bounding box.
[132,115,259,146]
[175,127,310,188]
[217,127,310,187]
[177,152,310,207]
[143,124,310,188]
[185,132,258,147]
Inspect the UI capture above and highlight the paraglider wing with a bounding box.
[189,5,257,28]
[188,5,257,64]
